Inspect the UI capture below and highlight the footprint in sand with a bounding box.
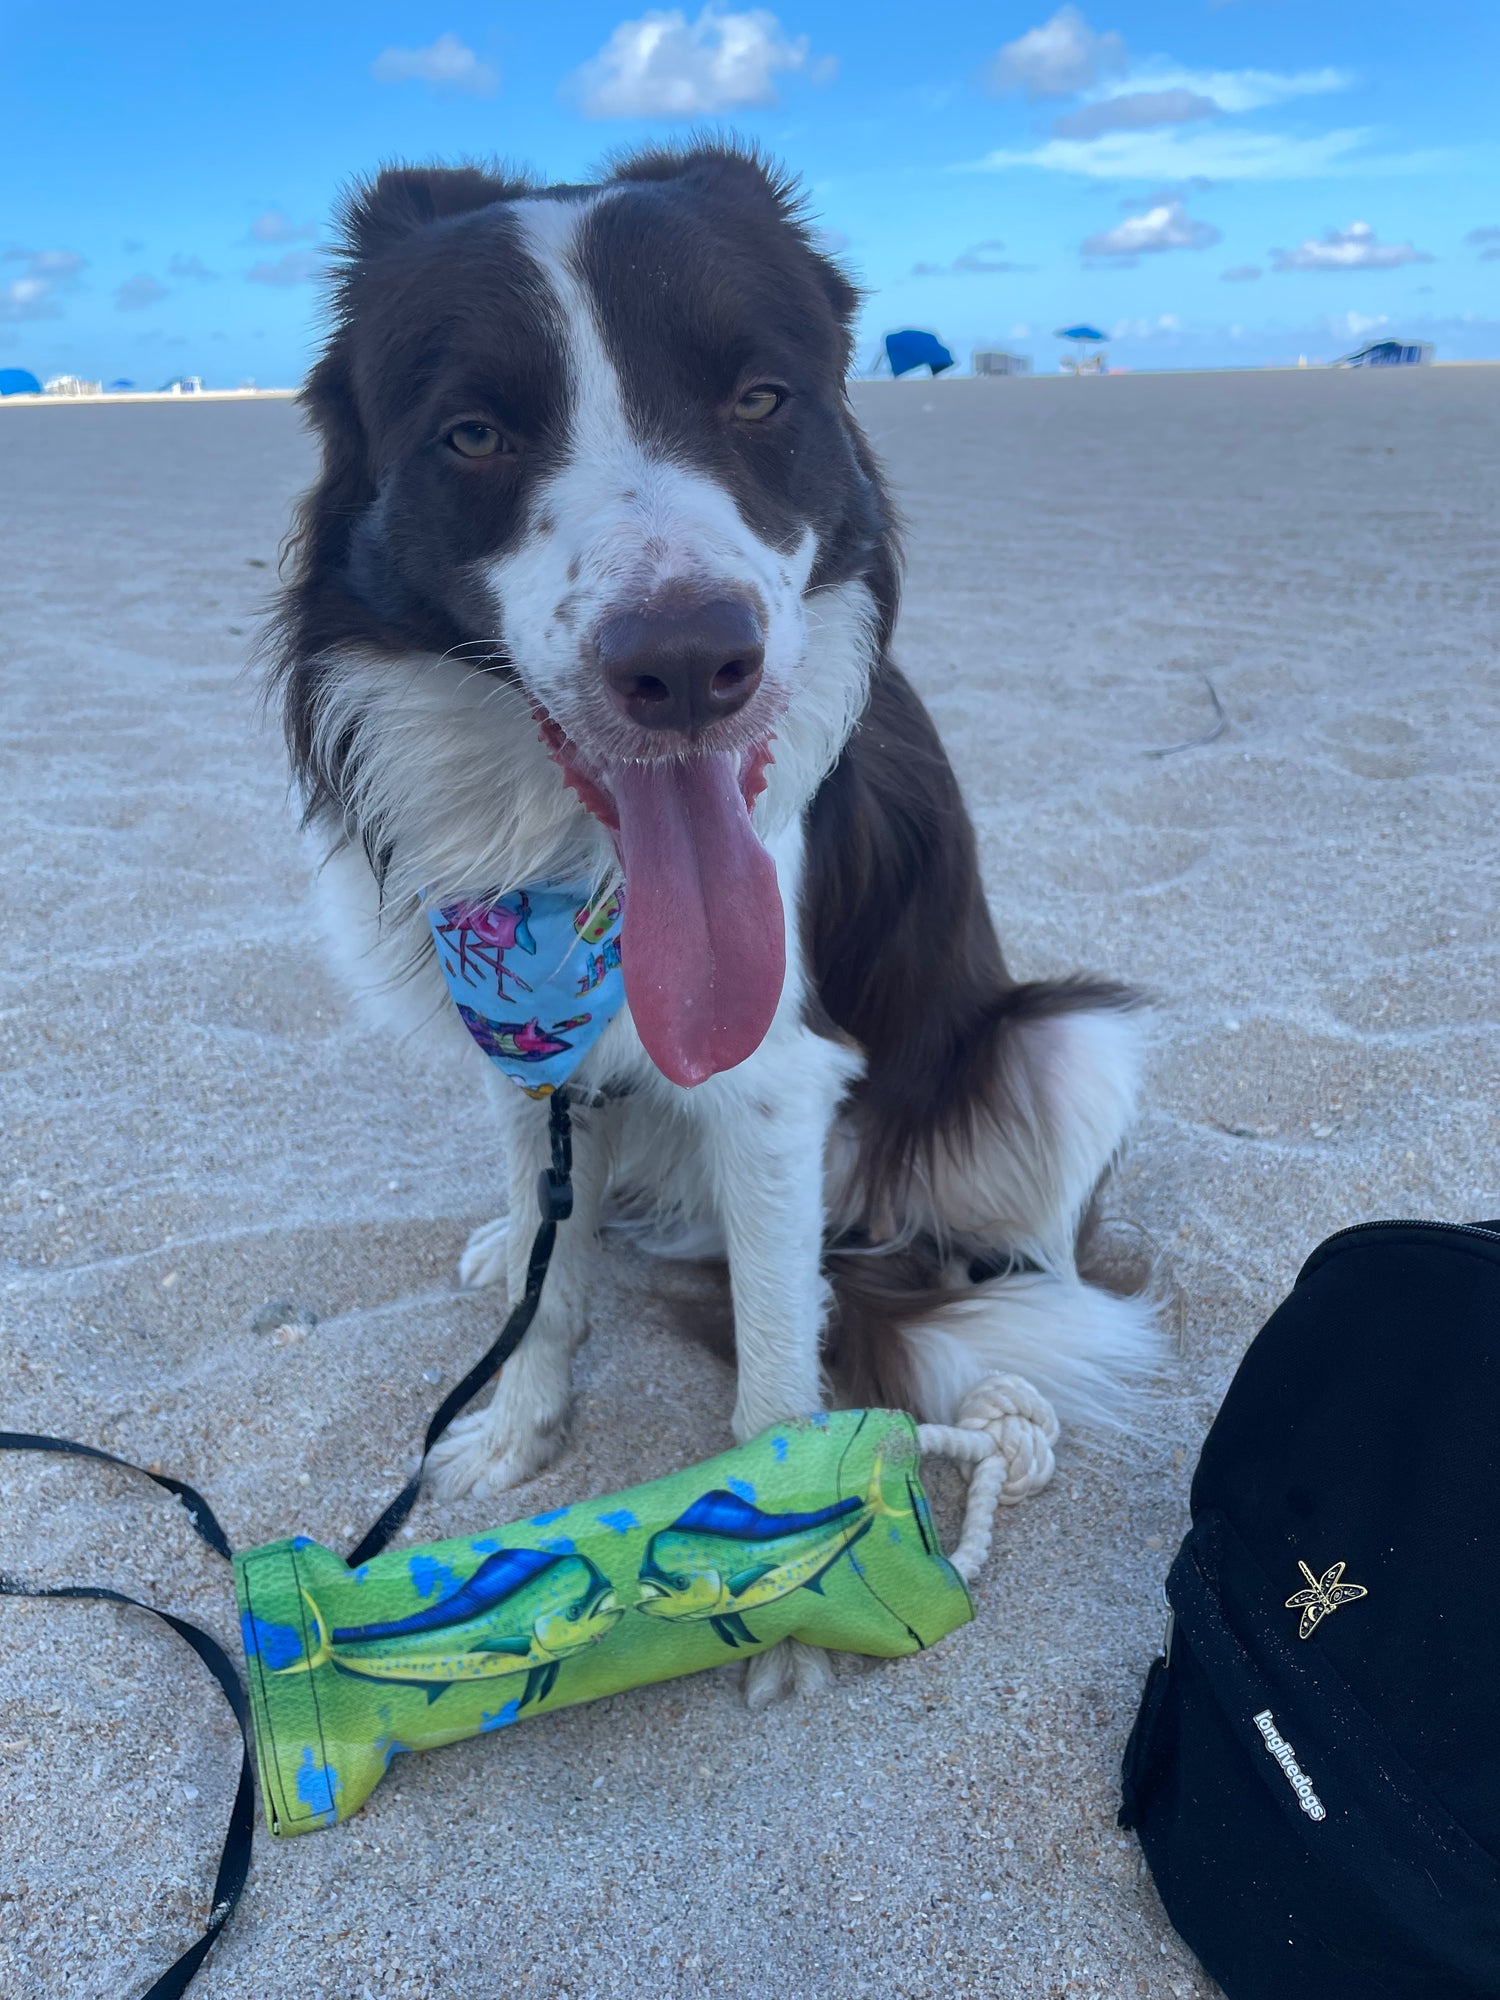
[1318,713,1425,782]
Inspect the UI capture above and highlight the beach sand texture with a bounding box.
[3,369,1498,1998]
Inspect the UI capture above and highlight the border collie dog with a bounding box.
[271,149,1158,1640]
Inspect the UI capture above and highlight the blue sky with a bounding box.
[3,1,1496,382]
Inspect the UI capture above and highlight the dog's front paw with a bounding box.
[458,1216,511,1290]
[743,1639,836,1712]
[425,1401,564,1503]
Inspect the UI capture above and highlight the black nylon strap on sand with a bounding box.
[0,1087,575,1996]
[345,1088,574,1566]
[0,1577,254,2000]
[0,1431,234,1560]
[0,1471,251,2000]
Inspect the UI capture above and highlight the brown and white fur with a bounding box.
[269,149,1159,1699]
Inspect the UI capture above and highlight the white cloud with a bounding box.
[1221,264,1263,282]
[116,274,168,311]
[168,253,218,282]
[1083,199,1220,260]
[371,33,498,96]
[0,248,85,321]
[1121,63,1352,114]
[970,43,1367,186]
[1111,312,1181,340]
[1327,309,1389,341]
[912,238,1029,277]
[248,210,318,245]
[965,124,1378,183]
[246,250,326,287]
[568,8,828,119]
[0,275,62,321]
[955,239,1026,272]
[1271,221,1432,272]
[987,7,1126,101]
[1053,87,1218,140]
[7,247,86,280]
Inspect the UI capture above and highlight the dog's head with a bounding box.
[275,146,896,1085]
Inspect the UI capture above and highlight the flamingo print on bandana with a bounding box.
[428,882,626,1098]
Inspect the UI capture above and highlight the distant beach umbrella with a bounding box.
[0,368,42,396]
[107,378,136,390]
[883,330,955,378]
[1335,339,1432,369]
[1054,326,1107,343]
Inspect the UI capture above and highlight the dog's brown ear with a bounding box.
[610,140,802,220]
[610,142,861,327]
[338,163,530,260]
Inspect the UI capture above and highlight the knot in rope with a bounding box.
[954,1373,1060,1503]
[917,1372,1060,1583]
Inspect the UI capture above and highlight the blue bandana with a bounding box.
[427,880,627,1098]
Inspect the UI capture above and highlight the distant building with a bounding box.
[158,375,205,395]
[1336,340,1433,368]
[43,374,101,397]
[0,368,42,397]
[972,350,1031,377]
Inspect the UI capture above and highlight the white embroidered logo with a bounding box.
[1253,1709,1327,1821]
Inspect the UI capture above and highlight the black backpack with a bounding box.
[1120,1219,1500,1999]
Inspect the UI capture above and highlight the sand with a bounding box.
[3,368,1498,1999]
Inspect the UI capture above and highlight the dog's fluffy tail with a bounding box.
[911,1269,1162,1429]
[822,981,1164,1431]
[826,1252,1164,1433]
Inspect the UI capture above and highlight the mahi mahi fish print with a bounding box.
[273,1547,625,1709]
[634,1450,900,1647]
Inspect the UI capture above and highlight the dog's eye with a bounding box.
[447,422,509,459]
[732,386,784,422]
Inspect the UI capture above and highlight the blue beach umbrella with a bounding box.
[883,330,955,377]
[1054,326,1107,343]
[0,368,42,396]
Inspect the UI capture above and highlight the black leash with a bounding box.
[0,1445,249,2000]
[348,1091,573,1565]
[0,1091,573,1997]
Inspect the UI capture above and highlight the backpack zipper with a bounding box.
[1313,1217,1500,1248]
[1297,1216,1500,1284]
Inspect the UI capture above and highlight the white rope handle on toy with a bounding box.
[917,1373,1061,1582]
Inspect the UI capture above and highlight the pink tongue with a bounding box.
[612,751,785,1088]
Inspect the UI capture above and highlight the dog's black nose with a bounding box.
[597,595,765,732]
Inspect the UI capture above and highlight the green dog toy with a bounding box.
[2,1092,1062,1991]
[221,1102,1058,1836]
[237,1407,990,1834]
[3,1377,1057,2000]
